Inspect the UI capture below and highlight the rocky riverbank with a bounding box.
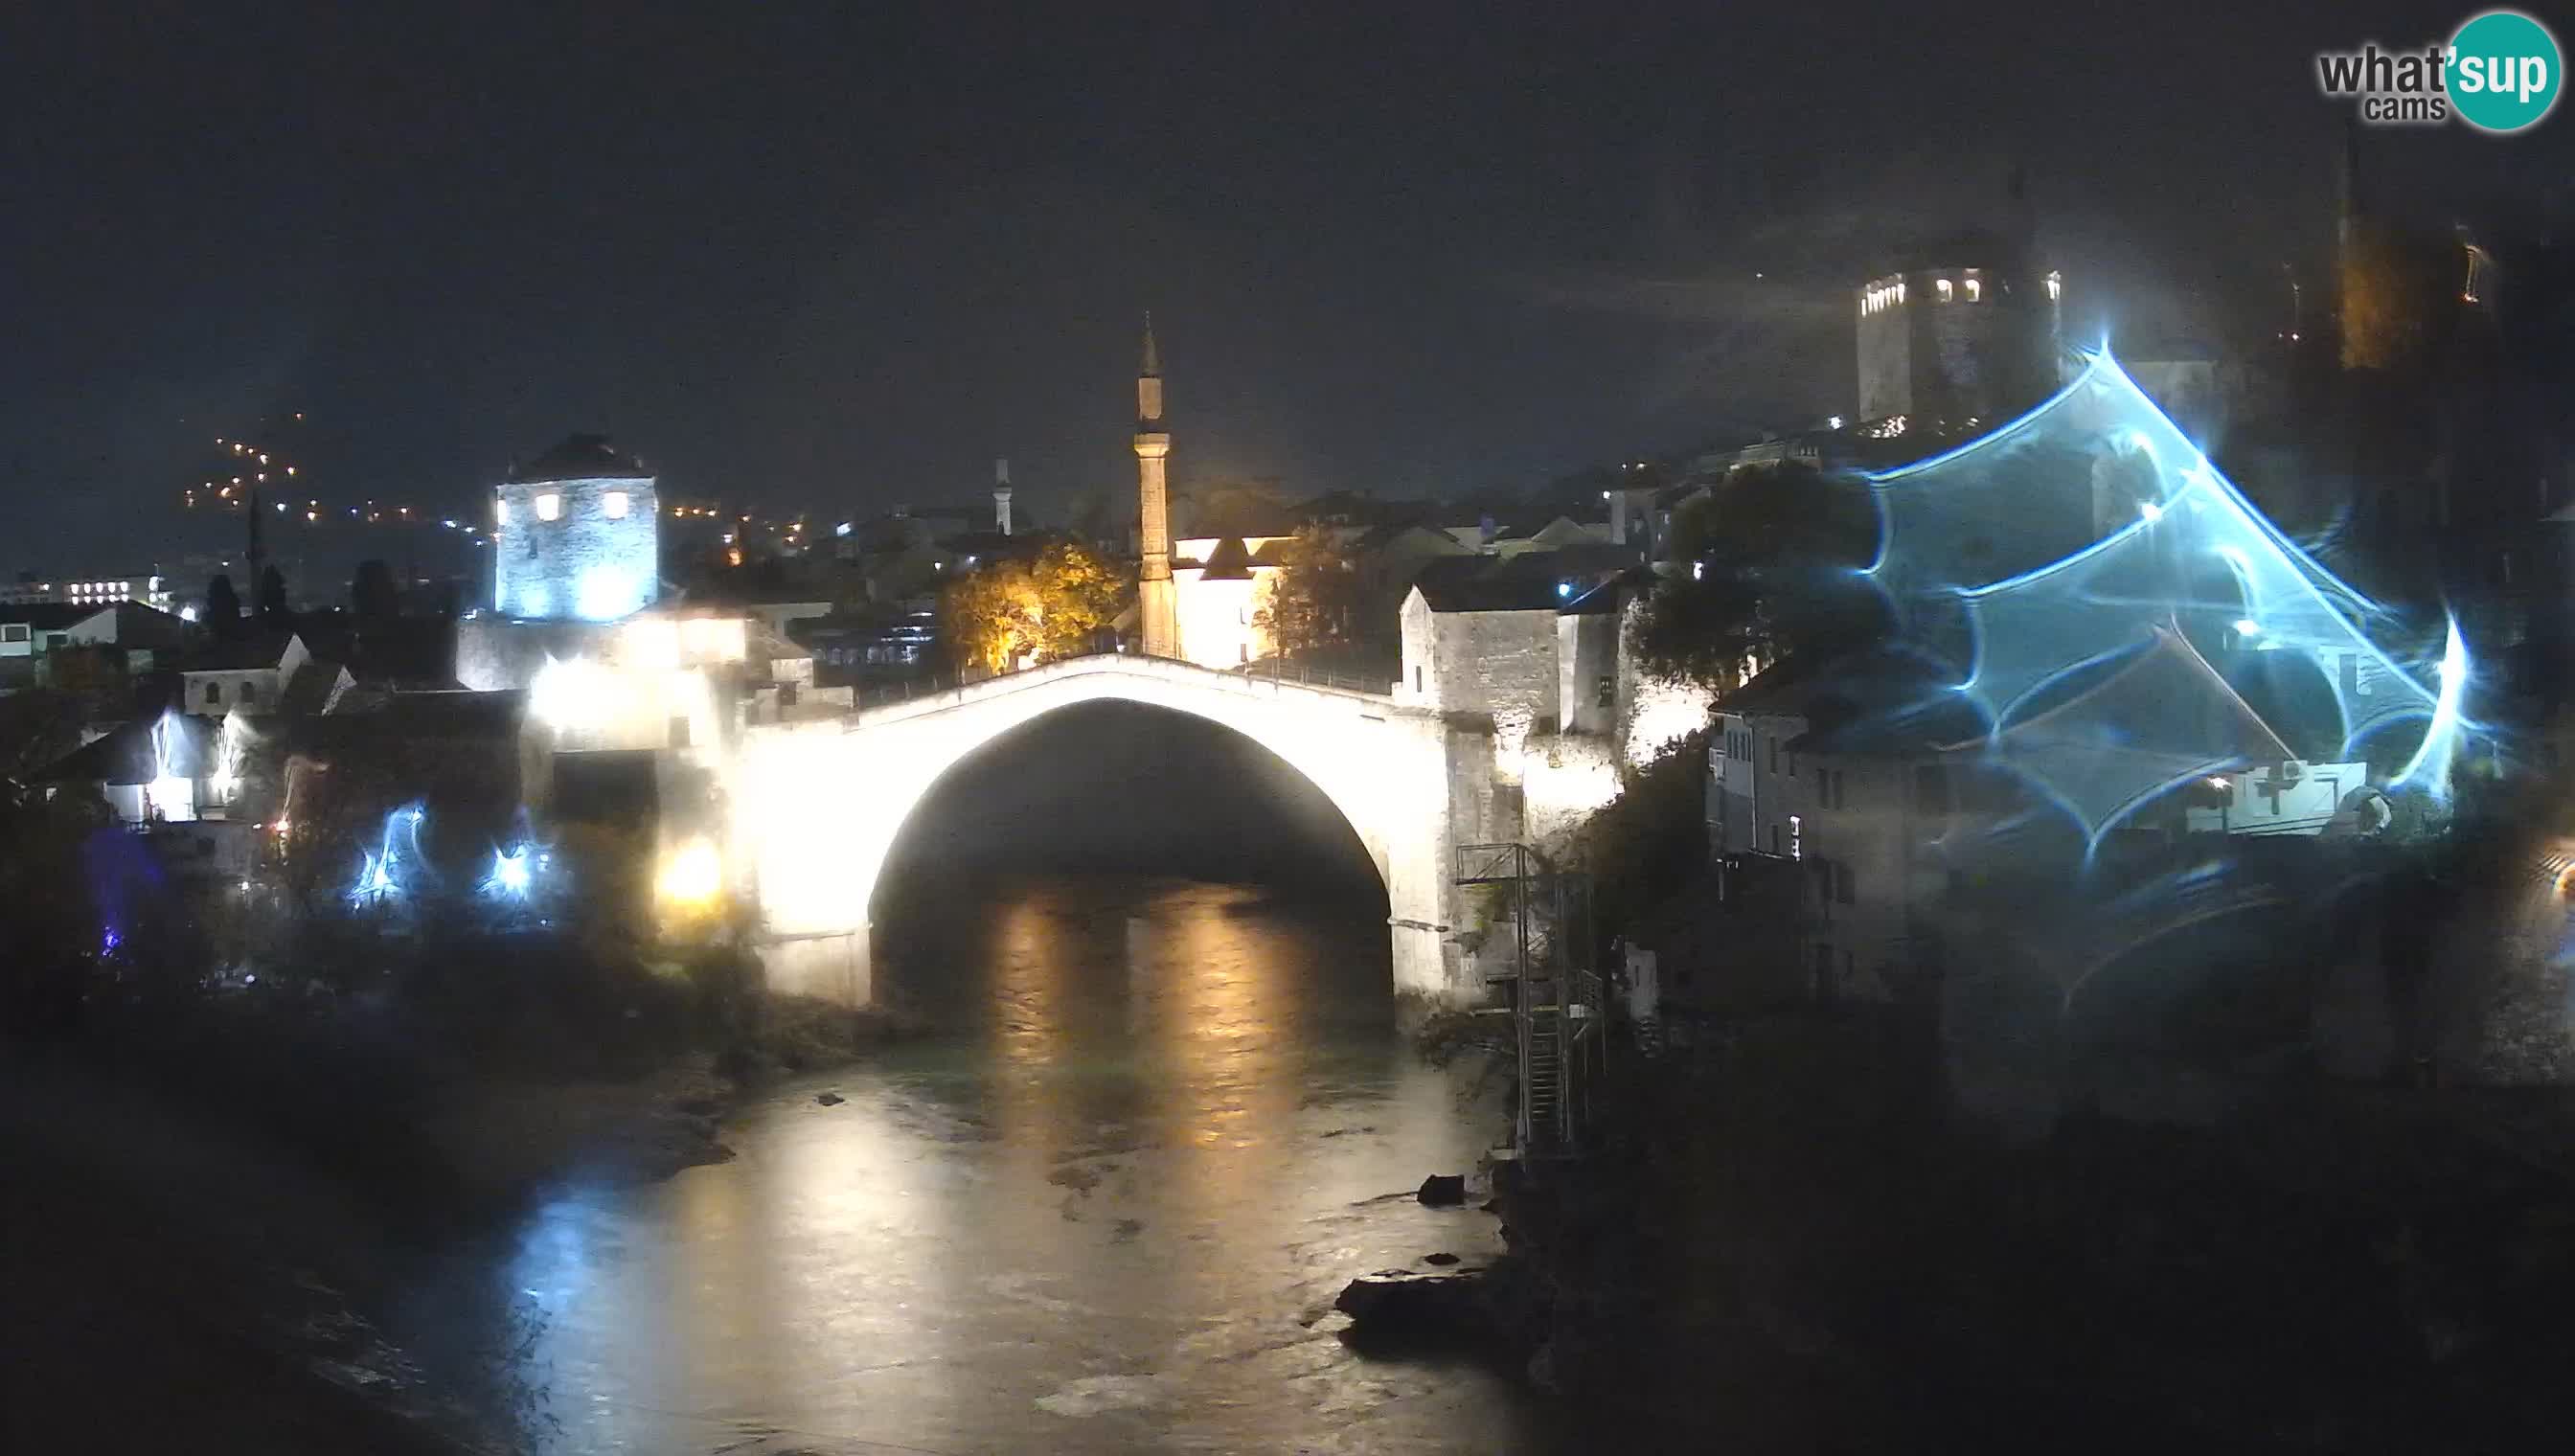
[2,988,901,1453]
[1354,1012,2575,1448]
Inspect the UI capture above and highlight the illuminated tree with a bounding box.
[1024,541,1128,661]
[1254,524,1361,660]
[939,540,1130,671]
[940,560,1034,673]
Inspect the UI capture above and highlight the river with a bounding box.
[492,874,1555,1453]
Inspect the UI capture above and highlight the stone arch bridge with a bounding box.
[730,653,1522,1011]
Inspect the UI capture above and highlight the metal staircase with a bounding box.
[1455,842,1601,1159]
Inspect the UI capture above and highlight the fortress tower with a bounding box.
[491,434,659,622]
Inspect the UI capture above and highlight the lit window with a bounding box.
[1936,278,1953,303]
[2045,270,2062,303]
[1964,277,1982,302]
[536,492,562,521]
[494,498,510,526]
[1895,280,1906,305]
[604,491,629,519]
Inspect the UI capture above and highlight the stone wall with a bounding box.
[492,474,659,622]
[1411,601,1559,774]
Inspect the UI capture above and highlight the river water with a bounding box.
[495,875,1555,1453]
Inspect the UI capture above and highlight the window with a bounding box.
[1414,666,1424,694]
[204,681,222,706]
[1789,813,1802,860]
[1964,277,1982,302]
[1936,278,1954,303]
[1595,675,1614,709]
[1,624,26,644]
[494,498,510,525]
[535,492,562,521]
[239,681,259,706]
[603,491,629,519]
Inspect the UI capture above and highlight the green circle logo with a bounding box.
[2448,10,2562,133]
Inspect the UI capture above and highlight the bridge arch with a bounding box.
[731,655,1482,1011]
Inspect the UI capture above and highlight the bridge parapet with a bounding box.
[840,650,1416,732]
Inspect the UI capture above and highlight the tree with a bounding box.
[1024,541,1128,661]
[204,574,241,635]
[1254,524,1362,660]
[1630,462,1884,691]
[939,540,1131,672]
[940,561,1031,673]
[351,558,398,620]
[257,565,289,625]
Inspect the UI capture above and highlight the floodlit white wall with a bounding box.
[736,653,1487,1010]
[1170,570,1273,670]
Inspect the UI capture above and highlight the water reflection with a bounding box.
[501,876,1550,1453]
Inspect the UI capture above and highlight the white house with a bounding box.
[178,632,316,716]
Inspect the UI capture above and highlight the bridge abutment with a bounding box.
[761,927,872,1008]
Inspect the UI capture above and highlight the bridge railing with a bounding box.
[1228,658,1395,696]
[853,647,1391,710]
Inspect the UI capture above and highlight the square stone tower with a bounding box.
[492,434,660,622]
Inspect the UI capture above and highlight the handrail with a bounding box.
[860,648,1394,710]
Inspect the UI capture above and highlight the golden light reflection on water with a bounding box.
[503,876,1544,1454]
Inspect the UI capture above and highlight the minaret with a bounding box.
[1133,313,1180,659]
[993,457,1014,536]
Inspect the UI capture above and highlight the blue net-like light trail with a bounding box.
[1858,351,2468,844]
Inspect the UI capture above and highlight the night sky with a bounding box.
[9,2,2567,579]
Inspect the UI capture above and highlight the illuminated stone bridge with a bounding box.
[730,653,1523,1011]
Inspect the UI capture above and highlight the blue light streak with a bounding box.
[349,802,429,908]
[1855,347,2469,838]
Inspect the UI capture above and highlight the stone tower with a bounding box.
[492,434,659,622]
[1133,314,1179,658]
[993,457,1014,536]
